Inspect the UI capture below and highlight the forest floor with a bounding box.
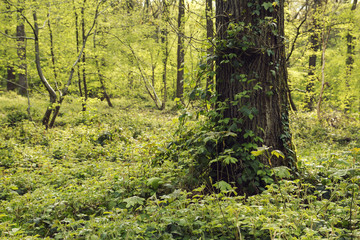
[0,92,359,239]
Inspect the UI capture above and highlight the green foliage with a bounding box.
[0,94,359,239]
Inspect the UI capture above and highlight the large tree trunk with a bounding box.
[176,0,185,98]
[214,0,296,190]
[16,0,27,96]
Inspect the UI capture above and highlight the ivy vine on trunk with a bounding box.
[212,0,297,193]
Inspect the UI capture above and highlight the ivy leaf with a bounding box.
[262,2,273,11]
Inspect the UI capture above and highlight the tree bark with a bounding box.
[93,23,113,107]
[214,0,296,186]
[6,66,16,91]
[176,0,185,98]
[205,0,214,95]
[161,0,169,109]
[33,11,58,128]
[317,27,330,121]
[47,7,57,81]
[81,0,87,111]
[161,28,168,110]
[305,0,321,111]
[73,0,83,97]
[16,0,27,96]
[29,1,103,128]
[344,0,357,111]
[4,3,16,92]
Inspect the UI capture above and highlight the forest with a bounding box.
[0,0,359,239]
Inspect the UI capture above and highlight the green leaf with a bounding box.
[147,177,163,190]
[223,155,238,164]
[123,196,145,208]
[271,150,285,159]
[330,170,348,179]
[214,181,233,192]
[262,2,273,10]
[251,146,270,156]
[272,166,291,179]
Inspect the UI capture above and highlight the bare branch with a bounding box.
[62,0,105,96]
[0,31,34,40]
[286,15,307,62]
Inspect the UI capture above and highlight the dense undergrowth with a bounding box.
[0,92,359,239]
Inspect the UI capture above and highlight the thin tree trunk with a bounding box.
[47,5,59,94]
[73,0,83,97]
[176,0,185,98]
[6,66,16,91]
[161,30,168,110]
[344,0,357,111]
[33,11,58,128]
[81,0,87,111]
[317,27,331,121]
[5,3,16,92]
[305,0,321,111]
[28,1,103,128]
[205,0,214,96]
[17,0,27,96]
[93,23,113,107]
[161,0,169,109]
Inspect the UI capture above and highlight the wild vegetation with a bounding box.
[0,0,359,239]
[0,93,359,239]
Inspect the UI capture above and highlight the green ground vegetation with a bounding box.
[0,92,359,239]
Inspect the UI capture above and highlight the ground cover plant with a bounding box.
[0,92,359,239]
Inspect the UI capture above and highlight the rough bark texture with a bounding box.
[215,0,296,168]
[176,0,185,98]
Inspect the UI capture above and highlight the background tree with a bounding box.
[303,0,321,111]
[16,0,27,96]
[176,0,185,98]
[205,0,214,95]
[29,0,104,128]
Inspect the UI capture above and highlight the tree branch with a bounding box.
[62,0,104,96]
[0,31,34,40]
